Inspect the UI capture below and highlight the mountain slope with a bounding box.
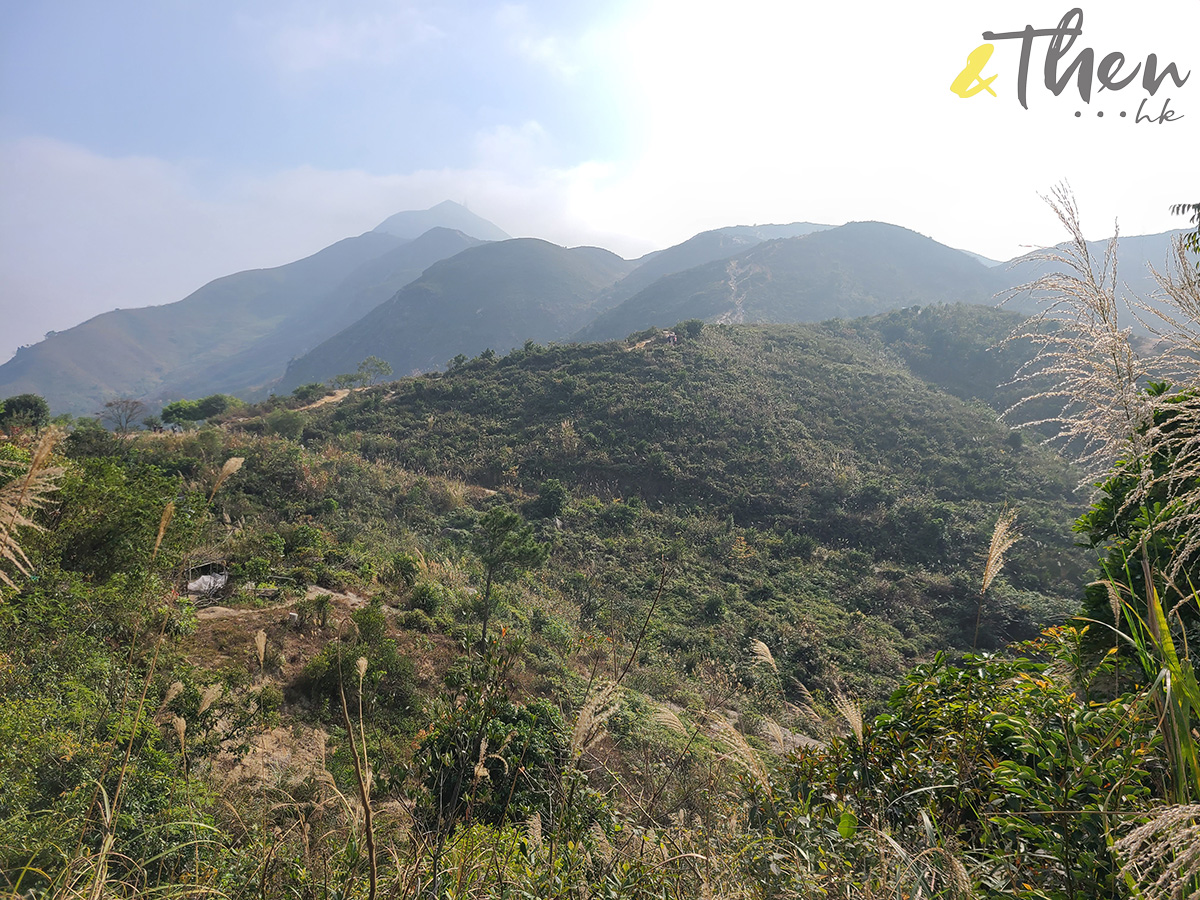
[0,231,404,415]
[301,319,1085,659]
[279,239,635,388]
[593,222,831,313]
[157,227,484,401]
[578,222,1006,340]
[0,202,507,414]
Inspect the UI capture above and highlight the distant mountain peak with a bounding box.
[373,201,510,242]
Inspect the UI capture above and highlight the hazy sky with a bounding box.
[1,0,1197,362]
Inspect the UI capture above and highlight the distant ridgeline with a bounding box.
[0,193,1186,418]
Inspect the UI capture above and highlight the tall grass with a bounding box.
[0,428,64,589]
[1002,188,1200,894]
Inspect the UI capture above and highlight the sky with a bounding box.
[1,0,1197,363]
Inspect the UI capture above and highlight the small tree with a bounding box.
[195,394,237,419]
[161,399,202,427]
[472,507,548,648]
[357,356,393,386]
[1170,201,1200,258]
[265,408,305,439]
[0,393,50,433]
[522,478,568,519]
[100,398,146,436]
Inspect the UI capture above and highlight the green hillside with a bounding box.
[279,238,636,389]
[303,316,1085,653]
[160,227,484,402]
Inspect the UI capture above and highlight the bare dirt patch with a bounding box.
[296,388,352,411]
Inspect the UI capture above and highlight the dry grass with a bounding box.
[571,681,621,759]
[1001,186,1200,577]
[0,428,64,589]
[1000,186,1152,488]
[1114,804,1200,900]
[981,506,1020,596]
[702,713,770,793]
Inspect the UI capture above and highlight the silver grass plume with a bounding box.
[1136,237,1200,577]
[526,812,543,851]
[981,507,1020,595]
[653,705,687,735]
[198,683,223,716]
[474,736,491,781]
[703,713,769,792]
[151,501,174,561]
[571,681,620,759]
[759,716,786,752]
[790,679,823,726]
[1114,804,1200,900]
[160,681,184,711]
[209,456,244,502]
[1000,185,1152,488]
[750,639,778,672]
[833,694,864,744]
[0,429,64,590]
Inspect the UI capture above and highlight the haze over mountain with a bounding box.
[588,222,831,314]
[279,238,634,390]
[577,222,1007,341]
[0,203,501,415]
[373,200,511,242]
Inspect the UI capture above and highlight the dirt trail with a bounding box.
[714,259,757,324]
[195,586,368,621]
[296,388,351,411]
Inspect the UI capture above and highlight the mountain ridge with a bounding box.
[0,204,510,414]
[278,238,634,389]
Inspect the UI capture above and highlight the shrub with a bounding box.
[291,383,329,404]
[266,409,305,439]
[409,581,446,615]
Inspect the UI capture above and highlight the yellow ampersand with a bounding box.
[951,43,998,98]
